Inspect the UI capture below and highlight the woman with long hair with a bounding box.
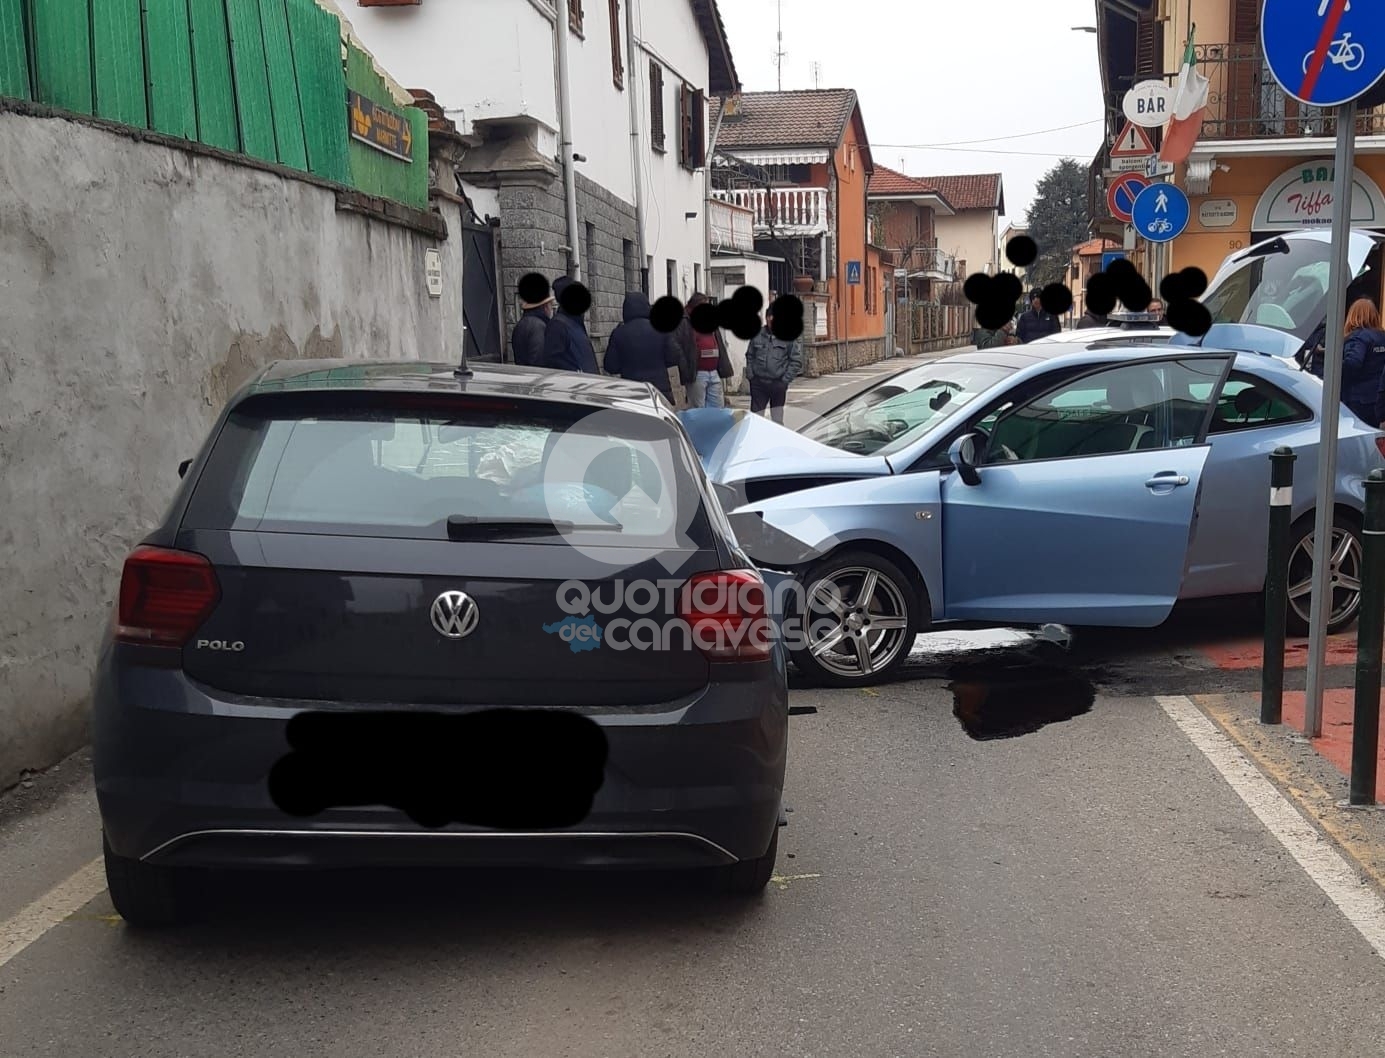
[1309,297,1385,425]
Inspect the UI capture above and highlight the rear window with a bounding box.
[183,393,715,548]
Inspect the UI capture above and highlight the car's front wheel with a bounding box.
[1284,512,1364,637]
[103,834,202,928]
[790,551,922,687]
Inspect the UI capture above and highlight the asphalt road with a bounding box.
[3,651,1385,1057]
[4,354,1385,1054]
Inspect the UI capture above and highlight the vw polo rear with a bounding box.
[92,362,788,925]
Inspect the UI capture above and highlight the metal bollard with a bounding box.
[1349,469,1385,805]
[1262,447,1296,725]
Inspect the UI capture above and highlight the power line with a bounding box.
[874,119,1103,149]
[895,145,1092,158]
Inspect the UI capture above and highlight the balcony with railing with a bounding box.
[710,187,830,237]
[1105,43,1385,143]
[894,245,957,282]
[708,197,755,254]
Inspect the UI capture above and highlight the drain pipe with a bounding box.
[625,0,647,293]
[555,0,583,280]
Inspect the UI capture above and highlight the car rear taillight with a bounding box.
[116,547,220,647]
[679,570,771,662]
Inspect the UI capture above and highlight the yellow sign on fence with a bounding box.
[348,91,414,163]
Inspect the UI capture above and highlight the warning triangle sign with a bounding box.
[1111,119,1155,158]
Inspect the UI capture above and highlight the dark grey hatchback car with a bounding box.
[93,359,788,926]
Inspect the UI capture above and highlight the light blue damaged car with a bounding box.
[679,325,1385,688]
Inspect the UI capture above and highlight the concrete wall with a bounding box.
[0,106,465,790]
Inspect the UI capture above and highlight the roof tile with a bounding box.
[913,173,1004,212]
[714,89,858,151]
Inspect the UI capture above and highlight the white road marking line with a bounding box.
[1158,695,1385,961]
[0,858,107,969]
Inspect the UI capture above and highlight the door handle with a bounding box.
[1145,472,1190,488]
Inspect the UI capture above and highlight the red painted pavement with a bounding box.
[1197,630,1385,801]
[1279,689,1385,803]
[1199,632,1360,671]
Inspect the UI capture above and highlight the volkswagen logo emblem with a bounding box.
[430,591,480,640]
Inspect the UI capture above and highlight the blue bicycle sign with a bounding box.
[1262,0,1385,108]
[1131,182,1189,244]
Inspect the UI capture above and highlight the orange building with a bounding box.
[1094,0,1385,283]
[710,89,885,343]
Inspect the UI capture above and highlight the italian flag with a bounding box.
[1159,31,1210,165]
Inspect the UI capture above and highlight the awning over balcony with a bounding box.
[724,149,830,166]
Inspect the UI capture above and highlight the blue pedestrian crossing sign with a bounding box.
[1131,183,1190,244]
[1261,0,1385,108]
[846,260,862,285]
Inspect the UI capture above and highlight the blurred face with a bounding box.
[1149,300,1163,314]
[543,301,557,318]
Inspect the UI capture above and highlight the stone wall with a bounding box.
[495,173,638,359]
[805,337,889,378]
[0,104,465,791]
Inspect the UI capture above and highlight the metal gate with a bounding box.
[462,221,502,362]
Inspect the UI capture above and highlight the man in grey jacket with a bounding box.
[745,307,805,424]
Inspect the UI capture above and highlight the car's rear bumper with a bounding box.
[92,644,788,871]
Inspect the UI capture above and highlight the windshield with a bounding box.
[800,361,1013,457]
[1201,238,1375,341]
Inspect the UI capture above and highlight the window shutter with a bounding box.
[608,0,623,88]
[691,89,706,168]
[678,83,692,167]
[649,62,665,151]
[1229,0,1262,131]
[569,0,584,33]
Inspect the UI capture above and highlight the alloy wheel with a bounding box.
[1287,526,1363,630]
[803,566,912,679]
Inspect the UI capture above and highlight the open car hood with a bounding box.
[677,408,893,486]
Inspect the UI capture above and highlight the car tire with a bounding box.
[789,551,922,688]
[1282,512,1364,638]
[717,826,778,896]
[102,834,200,928]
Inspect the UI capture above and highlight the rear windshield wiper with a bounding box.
[445,515,620,539]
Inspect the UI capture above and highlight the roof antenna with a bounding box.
[774,0,785,90]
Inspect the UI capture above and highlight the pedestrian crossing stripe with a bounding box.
[1111,120,1155,158]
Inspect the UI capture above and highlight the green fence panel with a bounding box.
[0,0,32,100]
[31,0,93,114]
[92,0,148,127]
[286,0,348,183]
[188,0,238,150]
[145,0,198,139]
[345,44,428,210]
[225,0,275,161]
[258,0,306,169]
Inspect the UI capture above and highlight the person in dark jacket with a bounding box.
[603,291,678,401]
[1016,290,1061,343]
[543,276,599,374]
[1075,307,1109,329]
[1311,298,1385,422]
[510,289,554,367]
[745,308,805,424]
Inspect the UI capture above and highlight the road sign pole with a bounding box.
[1304,99,1358,739]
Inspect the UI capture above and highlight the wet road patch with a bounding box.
[947,660,1096,741]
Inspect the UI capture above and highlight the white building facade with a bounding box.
[344,0,739,357]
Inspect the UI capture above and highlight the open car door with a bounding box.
[938,355,1232,627]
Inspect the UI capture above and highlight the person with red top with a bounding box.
[672,292,733,408]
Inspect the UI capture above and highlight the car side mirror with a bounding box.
[948,434,982,487]
[178,458,193,479]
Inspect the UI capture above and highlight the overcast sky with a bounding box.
[715,0,1106,225]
